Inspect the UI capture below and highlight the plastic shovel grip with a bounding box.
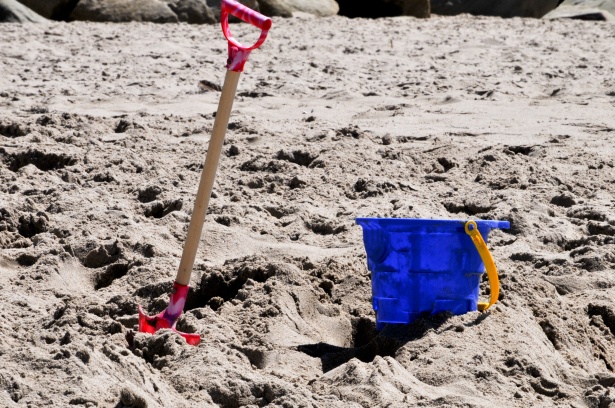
[221,0,272,71]
[465,221,500,312]
[222,0,272,32]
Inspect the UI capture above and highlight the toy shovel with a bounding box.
[137,0,272,346]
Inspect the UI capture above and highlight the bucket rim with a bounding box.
[355,217,510,230]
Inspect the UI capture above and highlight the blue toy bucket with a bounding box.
[356,218,510,329]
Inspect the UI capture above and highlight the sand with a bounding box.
[1,13,615,407]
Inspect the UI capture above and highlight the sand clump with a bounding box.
[1,14,615,407]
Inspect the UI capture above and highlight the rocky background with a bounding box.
[2,0,615,23]
[1,5,615,407]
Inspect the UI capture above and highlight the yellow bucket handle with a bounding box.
[465,221,499,311]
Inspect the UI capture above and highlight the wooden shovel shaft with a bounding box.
[175,70,241,286]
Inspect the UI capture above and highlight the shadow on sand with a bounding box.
[298,312,490,372]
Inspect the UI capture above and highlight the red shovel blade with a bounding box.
[138,304,201,346]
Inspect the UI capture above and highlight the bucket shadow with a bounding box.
[297,312,454,373]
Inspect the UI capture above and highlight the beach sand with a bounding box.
[1,14,615,407]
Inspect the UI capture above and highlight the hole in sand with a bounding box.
[298,317,395,372]
[16,253,39,267]
[539,320,561,350]
[504,145,542,156]
[143,199,182,218]
[95,262,131,290]
[184,259,278,312]
[6,150,77,172]
[81,241,122,269]
[276,149,319,167]
[137,185,162,203]
[0,122,28,137]
[17,213,49,238]
[298,314,453,372]
[588,304,615,336]
[443,201,494,216]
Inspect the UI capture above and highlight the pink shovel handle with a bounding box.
[221,0,272,71]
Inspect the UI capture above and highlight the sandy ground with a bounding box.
[1,13,615,408]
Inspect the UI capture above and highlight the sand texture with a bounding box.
[1,14,615,407]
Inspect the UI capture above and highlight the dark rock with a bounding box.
[283,0,339,16]
[15,0,76,20]
[0,0,46,22]
[258,0,293,17]
[206,0,258,21]
[338,0,429,18]
[431,0,560,18]
[166,0,215,23]
[544,1,615,21]
[71,0,179,23]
